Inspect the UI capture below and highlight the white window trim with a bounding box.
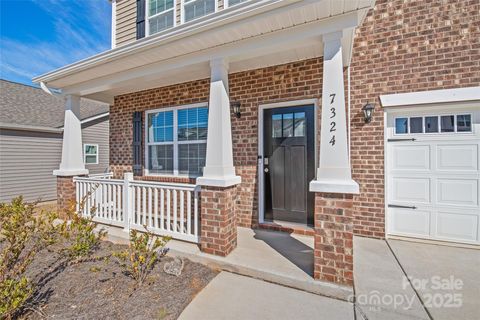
[393,112,474,136]
[146,0,177,36]
[84,144,99,165]
[181,0,218,24]
[224,0,248,9]
[145,102,208,177]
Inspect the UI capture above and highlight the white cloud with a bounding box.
[0,0,111,85]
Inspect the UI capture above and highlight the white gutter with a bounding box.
[80,112,109,125]
[0,123,63,134]
[58,112,110,129]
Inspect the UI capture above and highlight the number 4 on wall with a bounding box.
[329,135,335,146]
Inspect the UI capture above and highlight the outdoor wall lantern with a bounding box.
[231,101,241,118]
[362,102,375,123]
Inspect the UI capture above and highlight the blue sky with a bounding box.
[0,0,111,86]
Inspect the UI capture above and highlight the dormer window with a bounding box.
[183,0,216,23]
[147,0,175,35]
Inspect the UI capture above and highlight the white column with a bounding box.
[309,32,359,194]
[197,58,241,187]
[53,95,89,176]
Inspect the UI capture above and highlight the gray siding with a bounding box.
[116,0,137,47]
[0,129,62,203]
[0,118,110,203]
[82,118,110,174]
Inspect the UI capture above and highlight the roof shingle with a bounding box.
[0,80,109,128]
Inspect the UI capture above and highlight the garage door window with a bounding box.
[395,114,472,135]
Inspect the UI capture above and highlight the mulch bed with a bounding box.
[21,241,218,320]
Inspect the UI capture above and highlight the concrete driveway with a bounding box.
[355,237,480,320]
[389,239,480,320]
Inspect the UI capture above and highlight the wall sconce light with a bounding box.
[362,102,375,123]
[231,101,241,118]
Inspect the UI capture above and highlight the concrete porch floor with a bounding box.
[166,227,354,301]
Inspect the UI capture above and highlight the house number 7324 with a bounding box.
[329,93,336,146]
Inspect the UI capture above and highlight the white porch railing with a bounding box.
[88,172,113,179]
[73,173,201,243]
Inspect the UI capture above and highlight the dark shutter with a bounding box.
[136,0,146,39]
[132,111,142,176]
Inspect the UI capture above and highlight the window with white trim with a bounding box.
[394,114,472,135]
[147,0,175,35]
[84,144,99,164]
[183,0,215,23]
[146,105,208,176]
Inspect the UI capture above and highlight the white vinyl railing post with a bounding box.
[123,172,134,233]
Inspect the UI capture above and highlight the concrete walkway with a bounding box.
[354,236,430,320]
[179,272,354,320]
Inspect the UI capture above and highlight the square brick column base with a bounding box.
[56,176,76,218]
[200,185,237,256]
[314,192,354,286]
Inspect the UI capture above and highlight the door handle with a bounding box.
[388,204,417,209]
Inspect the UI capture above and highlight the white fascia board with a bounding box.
[380,86,480,108]
[62,11,362,97]
[33,0,373,87]
[0,123,63,133]
[32,0,303,84]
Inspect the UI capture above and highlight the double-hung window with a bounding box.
[183,0,215,23]
[84,144,99,164]
[146,104,208,176]
[147,0,175,35]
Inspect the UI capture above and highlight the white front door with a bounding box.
[386,107,480,245]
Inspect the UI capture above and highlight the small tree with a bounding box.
[0,197,59,319]
[114,227,170,285]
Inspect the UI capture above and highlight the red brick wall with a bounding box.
[57,176,76,217]
[314,193,354,286]
[349,0,480,238]
[109,0,480,238]
[200,186,237,256]
[111,59,324,229]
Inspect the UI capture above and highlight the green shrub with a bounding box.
[59,201,106,259]
[114,227,170,285]
[0,197,59,319]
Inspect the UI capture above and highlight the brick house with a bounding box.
[33,0,479,288]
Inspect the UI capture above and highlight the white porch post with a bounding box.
[53,94,89,176]
[309,32,358,194]
[197,58,241,187]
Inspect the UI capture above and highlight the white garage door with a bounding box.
[386,110,480,245]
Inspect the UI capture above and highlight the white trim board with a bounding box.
[380,86,480,108]
[257,98,318,224]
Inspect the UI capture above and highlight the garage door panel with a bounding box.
[436,211,478,242]
[389,208,431,237]
[391,145,430,171]
[391,177,430,204]
[437,179,478,207]
[436,144,478,171]
[387,109,479,245]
